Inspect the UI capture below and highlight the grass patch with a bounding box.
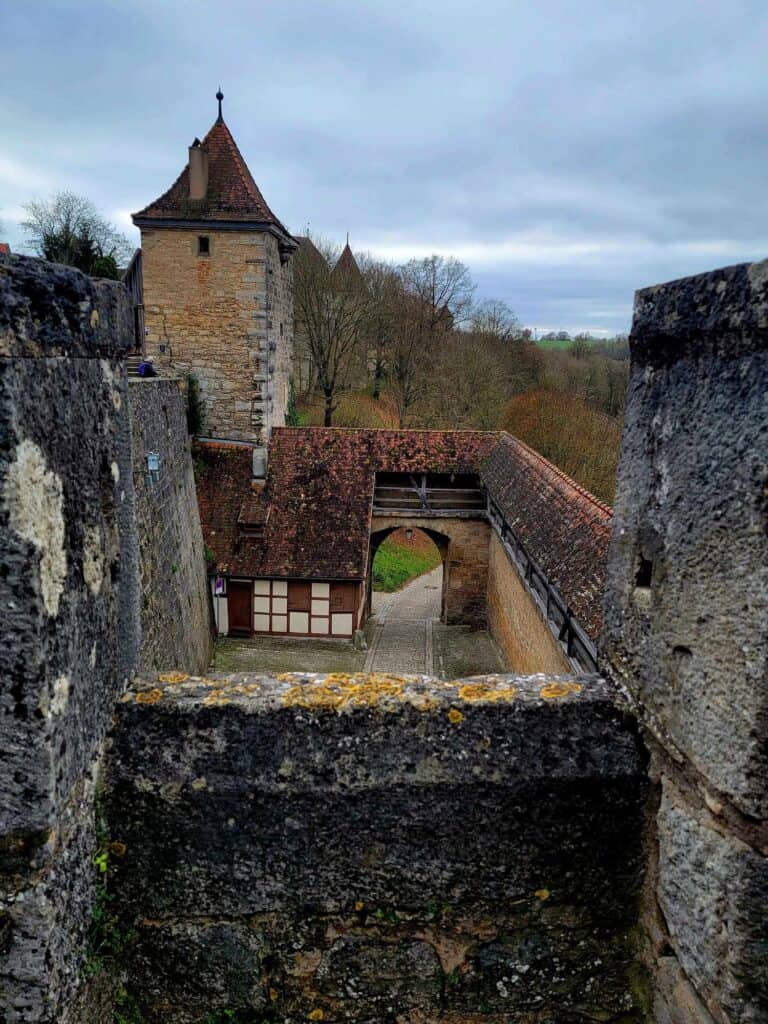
[372,538,441,592]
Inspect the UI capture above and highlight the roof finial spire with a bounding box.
[346,231,349,246]
[216,87,224,123]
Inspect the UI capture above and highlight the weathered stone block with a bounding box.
[105,671,648,1022]
[657,779,768,1022]
[603,259,768,818]
[131,921,267,1022]
[654,956,717,1024]
[316,936,439,1015]
[0,255,139,1022]
[128,378,211,675]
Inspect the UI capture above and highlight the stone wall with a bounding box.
[370,515,491,626]
[602,259,768,1023]
[266,232,294,430]
[128,377,212,674]
[486,532,571,673]
[0,255,139,1022]
[106,670,649,1024]
[141,227,293,442]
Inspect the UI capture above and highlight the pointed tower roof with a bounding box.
[332,238,363,282]
[133,94,295,248]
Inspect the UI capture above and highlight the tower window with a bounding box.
[197,236,210,256]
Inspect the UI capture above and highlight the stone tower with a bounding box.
[132,91,296,443]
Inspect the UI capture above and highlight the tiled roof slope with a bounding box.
[133,119,292,238]
[196,428,613,640]
[196,429,498,580]
[480,435,612,639]
[194,442,262,574]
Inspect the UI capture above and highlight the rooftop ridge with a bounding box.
[500,434,613,518]
[196,439,254,452]
[273,426,503,436]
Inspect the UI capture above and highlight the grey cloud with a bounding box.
[2,0,768,333]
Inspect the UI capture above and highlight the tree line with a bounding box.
[294,236,629,500]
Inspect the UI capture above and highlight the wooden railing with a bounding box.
[373,475,486,515]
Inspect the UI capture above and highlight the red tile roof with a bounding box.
[132,119,293,239]
[0,243,11,255]
[481,435,612,638]
[195,427,613,640]
[196,429,497,580]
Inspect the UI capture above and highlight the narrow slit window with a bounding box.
[197,235,210,256]
[635,556,653,589]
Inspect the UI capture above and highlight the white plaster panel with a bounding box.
[312,582,330,598]
[253,580,270,595]
[254,614,270,632]
[272,580,288,596]
[332,613,353,636]
[312,599,329,616]
[290,611,309,633]
[253,596,270,614]
[272,615,287,632]
[215,595,229,636]
[272,597,287,614]
[311,617,330,635]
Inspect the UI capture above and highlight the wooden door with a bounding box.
[287,582,312,635]
[227,581,253,636]
[330,582,356,612]
[287,582,312,611]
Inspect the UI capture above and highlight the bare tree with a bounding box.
[387,289,433,428]
[399,254,475,330]
[470,298,520,341]
[22,191,132,278]
[425,333,507,429]
[385,255,475,427]
[358,256,400,400]
[293,235,369,426]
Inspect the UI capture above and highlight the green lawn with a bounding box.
[372,539,441,592]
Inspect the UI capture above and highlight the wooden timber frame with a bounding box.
[373,472,487,516]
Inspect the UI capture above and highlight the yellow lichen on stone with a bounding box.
[203,689,231,706]
[534,888,551,900]
[459,682,517,703]
[539,681,583,700]
[135,689,163,704]
[354,900,365,911]
[158,671,189,684]
[447,708,464,725]
[269,987,278,1002]
[308,1010,325,1020]
[408,693,438,712]
[282,673,407,712]
[109,841,127,857]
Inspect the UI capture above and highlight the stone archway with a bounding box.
[368,524,449,623]
[368,513,491,627]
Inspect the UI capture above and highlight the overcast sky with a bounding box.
[3,0,768,335]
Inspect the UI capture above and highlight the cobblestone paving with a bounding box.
[212,568,505,677]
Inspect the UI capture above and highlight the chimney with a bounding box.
[188,138,208,200]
